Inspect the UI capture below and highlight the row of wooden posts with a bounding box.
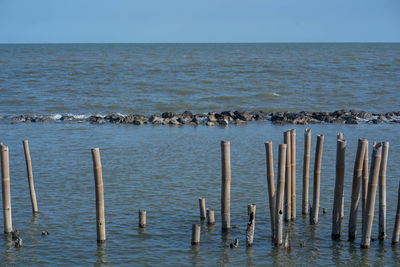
[0,133,400,249]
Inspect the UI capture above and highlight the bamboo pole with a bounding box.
[206,208,215,225]
[310,135,324,225]
[337,133,345,219]
[332,139,346,239]
[199,197,206,221]
[246,204,256,247]
[91,148,106,243]
[348,138,368,241]
[392,182,400,244]
[361,143,382,248]
[302,128,311,215]
[361,140,369,237]
[274,144,286,246]
[139,210,146,228]
[221,140,231,231]
[265,141,275,239]
[191,224,200,245]
[291,129,296,221]
[284,131,292,222]
[22,140,39,214]
[1,144,12,233]
[379,142,389,241]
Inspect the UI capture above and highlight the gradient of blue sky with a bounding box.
[1,0,399,43]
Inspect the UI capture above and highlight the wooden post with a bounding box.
[139,210,146,228]
[290,129,296,221]
[361,140,369,237]
[348,138,368,241]
[1,144,12,233]
[91,148,106,243]
[310,135,324,225]
[332,139,346,239]
[274,144,286,246]
[337,133,345,219]
[221,141,231,231]
[392,182,400,244]
[265,141,275,239]
[206,208,215,225]
[22,140,39,214]
[246,204,256,247]
[199,197,206,221]
[283,131,292,222]
[191,224,200,245]
[379,142,389,240]
[361,143,382,248]
[302,128,311,215]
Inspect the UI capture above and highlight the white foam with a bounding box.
[49,114,62,120]
[272,92,280,97]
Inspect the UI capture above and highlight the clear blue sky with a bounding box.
[1,0,399,43]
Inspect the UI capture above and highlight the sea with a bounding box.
[0,43,399,266]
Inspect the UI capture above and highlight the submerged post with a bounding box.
[310,135,324,225]
[361,140,369,236]
[361,143,382,248]
[348,138,367,241]
[265,141,275,239]
[221,140,231,231]
[332,139,346,239]
[199,197,206,221]
[22,140,39,214]
[283,131,292,222]
[206,208,215,225]
[91,148,106,243]
[302,128,311,215]
[246,204,256,247]
[191,224,200,245]
[392,182,400,245]
[274,144,286,247]
[290,129,296,221]
[139,210,146,228]
[1,144,12,233]
[379,142,389,241]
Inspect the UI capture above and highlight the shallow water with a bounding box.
[0,43,399,266]
[0,122,399,266]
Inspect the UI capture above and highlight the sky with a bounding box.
[0,0,399,43]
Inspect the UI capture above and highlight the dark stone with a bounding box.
[89,116,106,124]
[60,115,74,121]
[221,111,235,118]
[345,118,359,124]
[234,111,251,121]
[161,112,176,119]
[177,117,186,124]
[181,110,193,118]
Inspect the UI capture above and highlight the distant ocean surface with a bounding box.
[1,43,399,117]
[0,43,400,266]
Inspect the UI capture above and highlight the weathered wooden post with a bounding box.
[191,224,200,245]
[361,140,369,236]
[379,142,389,240]
[348,138,367,241]
[246,204,256,247]
[206,208,215,225]
[283,131,292,222]
[392,182,400,245]
[221,141,231,231]
[337,133,345,219]
[332,139,346,239]
[265,141,275,239]
[361,143,382,248]
[1,144,12,233]
[91,148,106,243]
[199,197,206,221]
[139,210,146,228]
[290,129,296,221]
[302,128,311,215]
[310,135,324,225]
[274,144,286,246]
[22,140,39,214]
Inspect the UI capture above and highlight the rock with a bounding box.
[161,112,176,119]
[60,115,74,121]
[106,114,124,124]
[177,117,186,124]
[221,111,235,118]
[42,230,50,236]
[181,110,193,118]
[208,114,217,122]
[11,228,20,241]
[345,118,359,124]
[14,237,22,248]
[234,111,251,121]
[206,121,215,126]
[89,116,106,124]
[218,119,229,126]
[168,119,180,125]
[230,238,239,248]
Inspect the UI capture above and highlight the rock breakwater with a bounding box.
[3,110,400,126]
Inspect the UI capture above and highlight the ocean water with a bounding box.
[0,43,399,266]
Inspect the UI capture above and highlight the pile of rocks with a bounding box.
[4,110,400,126]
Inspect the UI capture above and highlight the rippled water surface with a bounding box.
[0,44,399,266]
